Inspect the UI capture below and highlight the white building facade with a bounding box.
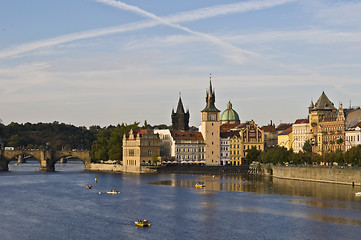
[220,133,230,165]
[345,124,361,151]
[292,119,311,153]
[154,129,205,163]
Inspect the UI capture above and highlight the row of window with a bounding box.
[346,135,360,142]
[176,154,204,160]
[229,145,261,150]
[176,147,205,153]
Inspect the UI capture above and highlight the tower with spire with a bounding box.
[201,76,221,166]
[171,93,190,131]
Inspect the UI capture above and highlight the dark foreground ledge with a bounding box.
[156,165,249,175]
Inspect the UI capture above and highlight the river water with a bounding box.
[1,160,361,240]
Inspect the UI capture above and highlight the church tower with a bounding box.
[201,78,220,165]
[171,93,190,131]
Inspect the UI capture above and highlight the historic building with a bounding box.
[220,131,239,165]
[292,118,310,153]
[220,101,240,124]
[201,80,221,165]
[122,129,160,167]
[172,130,205,162]
[346,122,361,151]
[171,94,190,131]
[228,121,264,166]
[154,129,174,161]
[308,92,345,153]
[261,121,277,151]
[154,129,205,163]
[278,127,293,150]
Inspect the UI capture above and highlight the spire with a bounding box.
[176,93,185,114]
[227,101,232,110]
[309,100,314,109]
[202,76,220,112]
[171,92,190,131]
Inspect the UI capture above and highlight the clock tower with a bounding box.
[201,78,220,166]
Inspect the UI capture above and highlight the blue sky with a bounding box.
[1,0,361,128]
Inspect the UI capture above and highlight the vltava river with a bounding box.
[1,160,361,240]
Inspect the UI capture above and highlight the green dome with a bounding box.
[220,101,240,122]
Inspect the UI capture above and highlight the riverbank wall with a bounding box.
[156,165,249,175]
[270,165,361,186]
[86,163,249,175]
[86,163,157,174]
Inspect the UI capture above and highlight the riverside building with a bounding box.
[201,79,221,165]
[292,118,311,153]
[122,129,160,167]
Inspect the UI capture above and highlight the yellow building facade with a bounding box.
[122,129,160,167]
[229,121,264,166]
[277,127,293,150]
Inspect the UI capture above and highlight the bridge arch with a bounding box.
[50,150,91,171]
[0,150,91,171]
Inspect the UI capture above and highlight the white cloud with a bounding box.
[315,1,361,26]
[0,0,296,60]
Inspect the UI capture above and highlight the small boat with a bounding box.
[195,183,205,188]
[107,189,120,194]
[355,192,361,197]
[135,219,151,227]
[86,185,93,189]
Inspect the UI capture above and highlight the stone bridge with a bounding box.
[0,149,91,172]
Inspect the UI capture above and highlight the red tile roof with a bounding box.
[352,121,361,128]
[276,123,292,131]
[294,118,309,124]
[261,125,275,132]
[220,123,241,132]
[279,127,292,135]
[171,130,204,141]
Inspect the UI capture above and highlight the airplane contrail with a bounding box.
[0,0,296,59]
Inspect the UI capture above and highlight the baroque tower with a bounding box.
[171,93,190,131]
[201,78,220,165]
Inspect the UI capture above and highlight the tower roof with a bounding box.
[313,92,336,111]
[220,101,240,122]
[175,94,185,114]
[201,79,220,112]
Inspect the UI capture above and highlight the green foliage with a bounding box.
[1,122,96,150]
[344,145,361,166]
[90,122,139,162]
[302,140,313,153]
[246,146,261,163]
[260,146,291,165]
[91,129,110,162]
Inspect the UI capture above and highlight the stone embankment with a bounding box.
[269,165,361,186]
[86,163,250,175]
[156,165,249,175]
[86,163,157,174]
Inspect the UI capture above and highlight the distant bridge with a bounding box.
[0,149,91,172]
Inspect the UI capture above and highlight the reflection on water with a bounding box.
[309,214,361,226]
[2,164,361,239]
[151,174,361,202]
[288,199,361,210]
[8,159,84,172]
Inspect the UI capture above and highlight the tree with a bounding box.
[91,129,110,162]
[259,146,292,165]
[302,140,313,153]
[108,126,123,160]
[246,146,261,164]
[344,145,361,166]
